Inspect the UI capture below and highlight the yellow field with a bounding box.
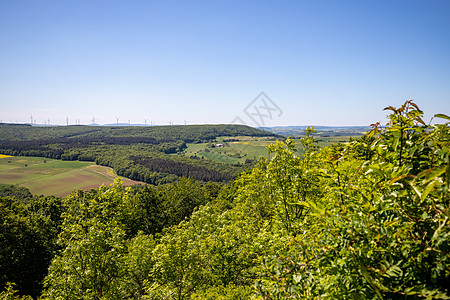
[0,156,143,197]
[0,154,13,159]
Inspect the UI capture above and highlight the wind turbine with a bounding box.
[144,119,147,125]
[91,116,96,125]
[30,115,33,125]
[66,116,69,126]
[115,117,119,125]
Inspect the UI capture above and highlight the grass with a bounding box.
[0,155,141,197]
[181,136,281,164]
[181,135,356,164]
[292,135,354,149]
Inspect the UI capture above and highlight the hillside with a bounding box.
[0,124,279,185]
[260,125,370,136]
[0,123,276,141]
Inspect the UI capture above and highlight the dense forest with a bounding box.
[0,124,276,184]
[0,124,276,142]
[1,102,449,299]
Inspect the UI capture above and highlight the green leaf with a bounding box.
[384,265,403,278]
[447,164,450,190]
[420,165,446,184]
[434,113,450,121]
[421,179,440,203]
[406,181,422,199]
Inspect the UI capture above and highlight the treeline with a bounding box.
[0,124,276,142]
[84,145,243,185]
[1,102,449,299]
[0,185,63,299]
[131,156,235,182]
[0,124,272,183]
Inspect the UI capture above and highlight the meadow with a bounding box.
[181,135,355,164]
[0,155,140,197]
[180,136,276,164]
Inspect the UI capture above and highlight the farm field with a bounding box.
[0,155,141,197]
[181,134,356,164]
[181,136,280,164]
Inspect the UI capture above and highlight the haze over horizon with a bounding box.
[1,1,449,127]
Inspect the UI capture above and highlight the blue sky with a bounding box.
[0,0,449,126]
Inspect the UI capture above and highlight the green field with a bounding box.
[0,155,141,197]
[180,136,280,164]
[181,135,356,164]
[292,135,355,149]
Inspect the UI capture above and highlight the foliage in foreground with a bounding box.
[0,192,62,299]
[254,102,450,299]
[2,101,449,299]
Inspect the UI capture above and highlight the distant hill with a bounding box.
[260,125,371,136]
[102,123,146,126]
[0,123,279,142]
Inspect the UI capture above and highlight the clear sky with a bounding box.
[1,0,449,126]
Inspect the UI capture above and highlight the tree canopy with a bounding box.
[1,101,449,299]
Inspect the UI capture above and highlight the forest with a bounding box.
[1,101,449,299]
[0,124,276,184]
